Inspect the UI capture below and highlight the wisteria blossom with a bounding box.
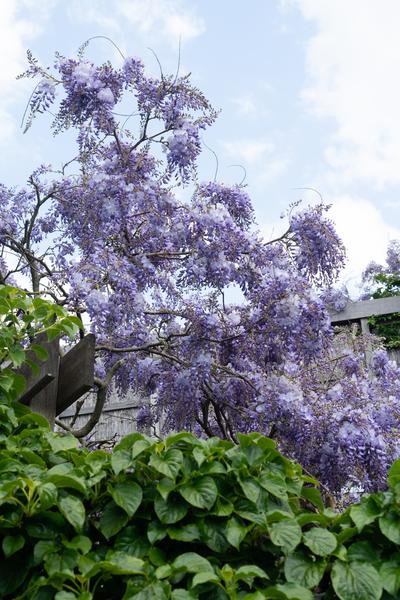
[2,43,400,499]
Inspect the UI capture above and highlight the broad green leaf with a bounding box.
[2,534,25,558]
[30,344,49,361]
[155,564,172,579]
[301,486,324,512]
[115,526,150,557]
[45,432,78,453]
[45,548,79,577]
[199,519,229,553]
[180,476,218,509]
[225,516,248,549]
[157,477,175,501]
[388,459,400,488]
[58,495,86,531]
[267,582,313,599]
[109,481,142,517]
[302,527,337,556]
[147,520,167,544]
[236,565,269,586]
[46,472,87,496]
[259,471,287,498]
[284,553,326,588]
[63,535,92,554]
[173,552,214,573]
[347,541,380,562]
[103,551,144,575]
[379,510,400,544]
[269,519,302,553]
[154,494,188,524]
[149,448,183,480]
[171,590,197,600]
[331,561,382,600]
[98,501,129,539]
[379,559,400,596]
[167,523,200,542]
[192,571,220,586]
[238,475,261,504]
[111,449,131,475]
[350,497,383,531]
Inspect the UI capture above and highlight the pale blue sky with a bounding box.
[1,0,400,294]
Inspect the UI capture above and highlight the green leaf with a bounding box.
[269,518,302,553]
[31,344,49,361]
[331,561,382,600]
[45,432,78,453]
[46,472,87,496]
[9,346,25,367]
[388,459,400,488]
[379,559,400,596]
[236,565,269,586]
[192,571,220,586]
[58,495,86,531]
[173,552,214,573]
[379,510,400,544]
[103,551,144,575]
[63,535,92,554]
[267,583,313,600]
[171,590,197,600]
[347,541,380,562]
[259,471,287,498]
[302,527,337,557]
[149,448,183,480]
[350,497,383,531]
[37,482,58,510]
[111,449,131,475]
[300,486,324,512]
[180,476,218,509]
[98,501,129,539]
[225,516,248,549]
[239,475,261,504]
[167,523,200,542]
[109,481,142,517]
[115,526,150,558]
[284,553,325,588]
[2,534,25,558]
[154,494,188,524]
[147,520,167,544]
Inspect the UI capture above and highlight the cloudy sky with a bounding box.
[1,0,400,295]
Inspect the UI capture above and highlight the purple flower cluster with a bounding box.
[4,44,400,500]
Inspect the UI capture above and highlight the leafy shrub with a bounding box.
[1,399,400,599]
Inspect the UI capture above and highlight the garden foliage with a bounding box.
[1,401,400,599]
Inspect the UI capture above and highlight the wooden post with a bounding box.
[360,318,373,368]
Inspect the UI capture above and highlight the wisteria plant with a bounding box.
[1,40,400,499]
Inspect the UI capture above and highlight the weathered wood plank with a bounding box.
[56,333,95,415]
[330,296,400,323]
[22,334,60,426]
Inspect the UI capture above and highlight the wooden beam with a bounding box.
[18,333,60,426]
[56,334,95,416]
[330,296,400,323]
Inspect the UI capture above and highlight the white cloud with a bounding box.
[231,94,257,116]
[329,195,400,294]
[0,0,54,145]
[71,0,205,47]
[294,0,400,187]
[220,139,275,165]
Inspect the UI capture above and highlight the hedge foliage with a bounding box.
[1,404,400,599]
